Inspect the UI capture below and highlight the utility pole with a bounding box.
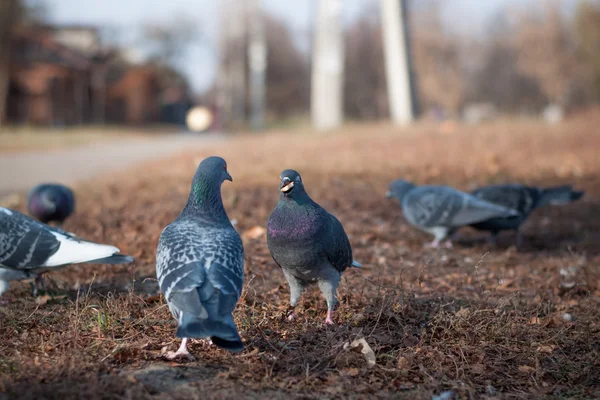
[381,0,413,125]
[247,0,266,131]
[311,0,344,131]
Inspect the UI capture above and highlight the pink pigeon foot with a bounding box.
[442,239,453,248]
[425,239,440,249]
[163,338,195,361]
[325,309,335,325]
[287,310,296,321]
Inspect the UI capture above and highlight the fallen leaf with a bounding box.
[242,226,266,240]
[518,365,535,374]
[343,337,376,368]
[536,344,555,354]
[35,294,66,305]
[471,363,485,374]
[397,356,411,370]
[341,367,359,377]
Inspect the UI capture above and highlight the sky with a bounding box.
[41,0,532,94]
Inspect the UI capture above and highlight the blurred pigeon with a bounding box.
[156,156,244,360]
[387,179,519,248]
[267,169,362,325]
[469,184,584,244]
[0,207,133,297]
[28,184,75,227]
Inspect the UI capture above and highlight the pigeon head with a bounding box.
[386,179,416,201]
[279,169,305,198]
[27,184,75,224]
[185,156,232,217]
[196,156,233,184]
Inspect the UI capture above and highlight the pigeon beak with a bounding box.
[225,171,233,182]
[280,177,294,193]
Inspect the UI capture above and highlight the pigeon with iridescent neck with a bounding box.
[28,184,75,227]
[267,169,362,325]
[156,156,245,360]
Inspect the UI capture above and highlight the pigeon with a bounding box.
[469,184,584,244]
[156,156,244,360]
[0,207,134,297]
[28,183,75,227]
[386,179,519,248]
[266,169,362,325]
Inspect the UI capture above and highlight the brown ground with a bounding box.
[1,117,599,399]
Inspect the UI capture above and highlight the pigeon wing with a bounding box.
[450,192,519,226]
[0,208,60,269]
[322,213,353,273]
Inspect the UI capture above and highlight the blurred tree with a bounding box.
[140,16,199,68]
[0,0,45,125]
[512,0,578,107]
[344,9,388,119]
[574,0,600,102]
[311,0,344,131]
[263,14,308,119]
[410,0,464,115]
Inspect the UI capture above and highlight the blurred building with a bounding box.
[6,24,192,126]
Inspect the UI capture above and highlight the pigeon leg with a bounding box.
[442,239,453,248]
[425,239,441,248]
[32,275,47,297]
[282,269,304,321]
[515,230,524,248]
[0,280,10,298]
[487,232,498,246]
[325,309,335,325]
[318,270,340,325]
[163,337,195,361]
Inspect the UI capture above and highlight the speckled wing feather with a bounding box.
[0,207,61,269]
[402,186,517,228]
[322,213,353,273]
[156,219,244,320]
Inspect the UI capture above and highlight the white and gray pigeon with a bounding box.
[156,156,244,360]
[469,184,584,245]
[386,179,519,248]
[0,207,133,297]
[266,169,362,325]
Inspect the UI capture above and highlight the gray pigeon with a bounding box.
[266,169,362,325]
[469,184,584,244]
[0,206,133,297]
[156,156,244,360]
[28,183,75,227]
[386,179,519,248]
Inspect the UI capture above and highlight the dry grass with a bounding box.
[1,117,599,399]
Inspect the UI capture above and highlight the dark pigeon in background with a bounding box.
[386,179,519,248]
[267,169,362,325]
[469,184,584,245]
[156,156,244,360]
[28,183,75,227]
[0,207,133,297]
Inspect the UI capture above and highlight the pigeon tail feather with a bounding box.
[88,254,134,265]
[210,336,244,353]
[176,313,242,353]
[539,186,584,206]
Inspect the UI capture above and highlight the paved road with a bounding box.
[0,133,224,197]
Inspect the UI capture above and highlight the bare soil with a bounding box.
[1,117,599,399]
